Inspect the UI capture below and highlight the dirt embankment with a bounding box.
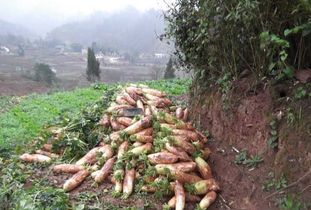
[189,77,311,210]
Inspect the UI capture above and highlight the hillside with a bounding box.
[46,8,169,53]
[0,19,35,39]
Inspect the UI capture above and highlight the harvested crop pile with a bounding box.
[20,84,219,209]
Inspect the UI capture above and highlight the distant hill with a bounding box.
[46,8,170,54]
[0,19,35,39]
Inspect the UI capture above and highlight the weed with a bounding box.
[278,195,302,210]
[234,150,248,165]
[244,155,264,168]
[263,173,288,191]
[286,108,296,125]
[294,87,308,100]
[235,150,263,168]
[267,119,279,149]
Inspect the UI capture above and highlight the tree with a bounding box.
[17,45,24,56]
[164,57,175,79]
[86,47,100,82]
[34,63,56,86]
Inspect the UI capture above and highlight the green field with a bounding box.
[0,79,190,152]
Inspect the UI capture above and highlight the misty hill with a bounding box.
[0,19,35,39]
[46,8,169,53]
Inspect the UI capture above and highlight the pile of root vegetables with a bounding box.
[20,84,219,210]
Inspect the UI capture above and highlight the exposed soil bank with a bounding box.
[189,77,311,209]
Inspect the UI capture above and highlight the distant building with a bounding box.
[0,46,10,54]
[154,53,169,59]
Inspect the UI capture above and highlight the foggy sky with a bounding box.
[0,0,174,35]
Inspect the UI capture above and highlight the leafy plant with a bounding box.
[268,119,279,149]
[286,108,296,125]
[165,0,311,91]
[235,150,263,168]
[244,155,264,168]
[294,87,308,100]
[263,173,288,191]
[278,195,302,210]
[234,150,248,165]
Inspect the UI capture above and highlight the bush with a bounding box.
[165,0,311,84]
[34,63,56,86]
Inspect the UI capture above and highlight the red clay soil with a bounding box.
[189,77,311,210]
[0,74,49,96]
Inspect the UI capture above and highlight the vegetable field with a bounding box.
[0,79,195,210]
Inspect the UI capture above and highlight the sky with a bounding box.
[0,0,174,35]
[0,0,171,19]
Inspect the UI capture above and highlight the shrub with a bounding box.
[165,0,311,85]
[34,63,56,86]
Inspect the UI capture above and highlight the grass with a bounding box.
[0,79,190,152]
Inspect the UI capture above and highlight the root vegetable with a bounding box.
[199,191,217,210]
[170,136,196,154]
[196,131,208,143]
[192,141,204,150]
[148,152,178,164]
[107,104,133,113]
[171,130,198,141]
[123,91,137,106]
[160,123,177,130]
[42,144,52,152]
[110,117,125,131]
[145,106,152,115]
[144,93,161,101]
[193,179,220,195]
[53,164,84,174]
[63,169,89,192]
[91,170,100,178]
[141,185,157,193]
[116,95,129,105]
[118,141,129,159]
[183,108,189,122]
[35,150,59,158]
[132,142,143,147]
[175,180,185,210]
[126,87,143,96]
[99,114,110,128]
[116,117,133,127]
[165,143,192,161]
[176,108,184,119]
[114,169,125,193]
[136,100,144,112]
[76,145,113,166]
[186,193,201,202]
[95,157,115,183]
[168,196,176,208]
[135,128,153,136]
[201,148,212,159]
[20,153,51,163]
[129,143,152,155]
[195,156,212,179]
[142,88,166,97]
[123,116,152,135]
[168,194,201,208]
[173,171,202,184]
[155,162,196,175]
[130,134,153,143]
[150,105,158,114]
[123,168,135,197]
[159,113,178,124]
